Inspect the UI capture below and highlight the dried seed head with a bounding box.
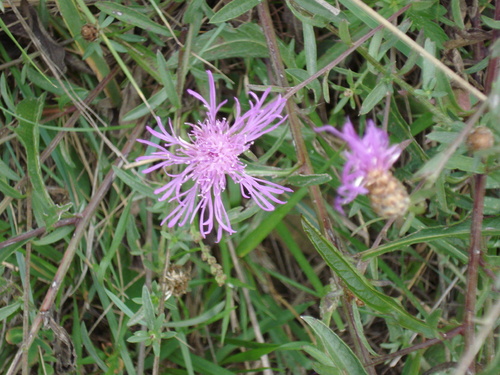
[366,169,409,218]
[164,265,191,297]
[81,24,99,41]
[466,126,494,152]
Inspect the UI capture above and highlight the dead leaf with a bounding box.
[43,313,77,374]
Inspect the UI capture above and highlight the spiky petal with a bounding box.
[137,71,292,241]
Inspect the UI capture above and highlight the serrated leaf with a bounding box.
[210,0,261,23]
[302,216,435,337]
[302,316,369,374]
[95,2,172,37]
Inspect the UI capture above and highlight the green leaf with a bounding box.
[286,0,342,27]
[105,288,136,319]
[112,166,156,199]
[0,179,24,199]
[0,239,29,264]
[359,81,390,115]
[287,173,332,187]
[33,225,74,246]
[302,316,369,374]
[81,323,109,372]
[210,0,261,23]
[142,286,156,329]
[301,216,436,337]
[0,159,20,181]
[482,15,500,30]
[156,51,180,109]
[164,302,225,328]
[236,187,307,256]
[175,24,273,64]
[95,2,172,37]
[360,216,500,261]
[14,96,60,227]
[286,68,322,102]
[451,0,465,29]
[96,199,132,282]
[121,88,168,122]
[0,301,22,320]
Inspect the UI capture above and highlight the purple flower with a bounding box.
[137,71,292,242]
[315,119,404,215]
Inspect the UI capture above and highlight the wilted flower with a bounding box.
[315,119,409,218]
[137,71,292,242]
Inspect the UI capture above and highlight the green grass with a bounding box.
[0,0,499,374]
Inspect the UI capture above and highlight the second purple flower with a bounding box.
[137,71,292,242]
[315,119,409,218]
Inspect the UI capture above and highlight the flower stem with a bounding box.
[257,0,337,245]
[257,2,374,373]
[463,173,487,374]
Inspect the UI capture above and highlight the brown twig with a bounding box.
[484,0,500,94]
[463,173,487,374]
[0,217,81,250]
[367,325,464,367]
[257,0,338,245]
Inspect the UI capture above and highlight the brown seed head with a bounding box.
[365,169,409,218]
[81,24,99,41]
[466,126,494,152]
[164,265,191,297]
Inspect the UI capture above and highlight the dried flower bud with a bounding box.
[164,265,191,297]
[81,24,99,42]
[466,126,494,152]
[366,169,410,218]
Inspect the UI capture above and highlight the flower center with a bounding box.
[189,122,247,183]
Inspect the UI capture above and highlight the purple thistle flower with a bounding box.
[137,71,292,242]
[315,119,407,216]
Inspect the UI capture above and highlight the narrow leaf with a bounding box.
[210,0,261,23]
[361,216,500,260]
[95,2,172,37]
[302,316,369,374]
[302,216,435,337]
[15,96,60,227]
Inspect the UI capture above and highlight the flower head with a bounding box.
[137,71,292,242]
[315,119,408,217]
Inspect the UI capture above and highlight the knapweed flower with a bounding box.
[137,71,292,242]
[315,119,409,218]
